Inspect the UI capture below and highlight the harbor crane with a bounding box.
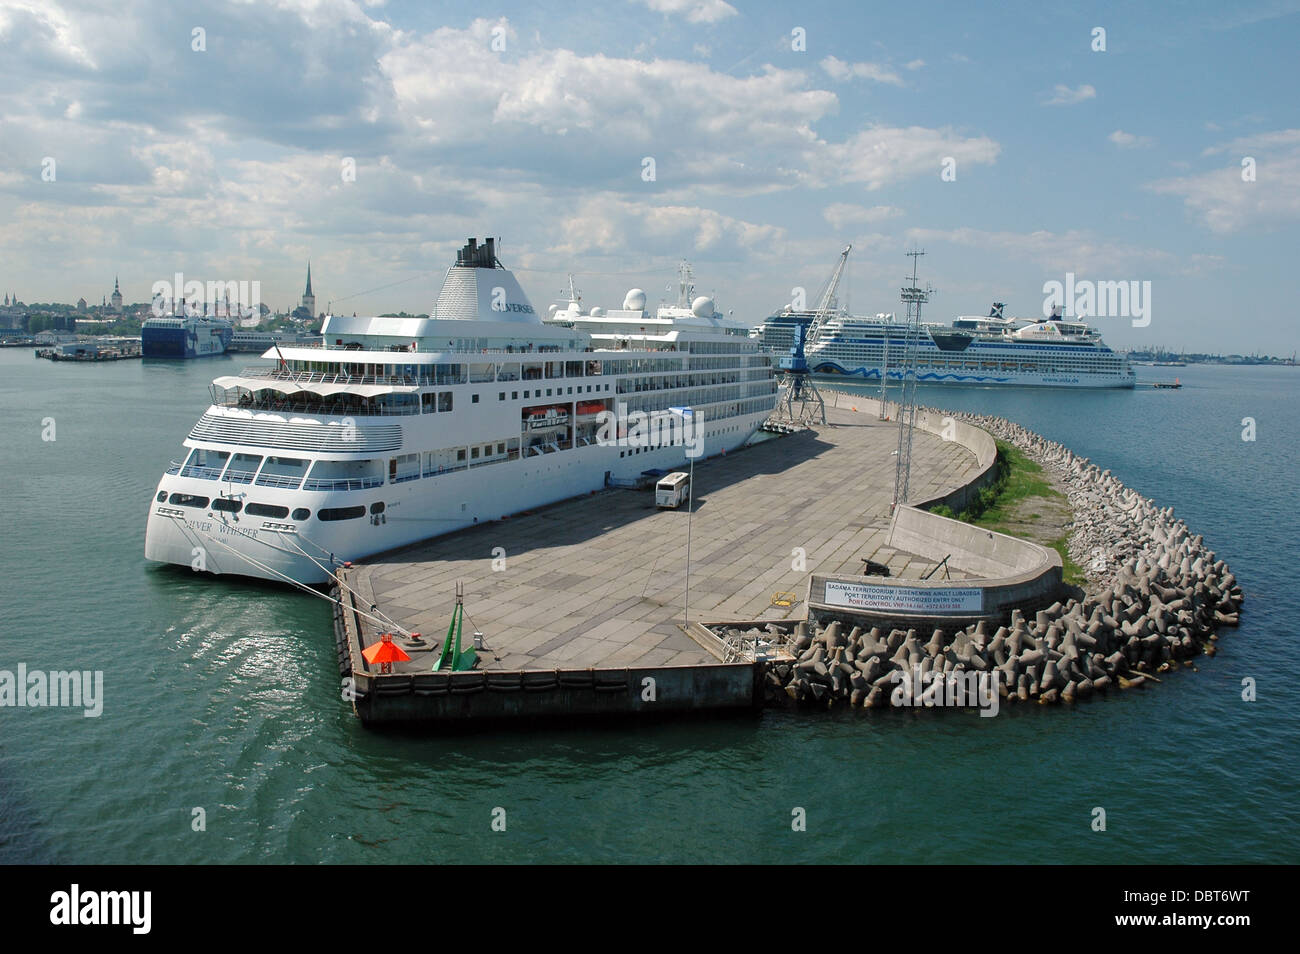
[806,245,852,347]
[770,245,850,427]
[771,320,826,425]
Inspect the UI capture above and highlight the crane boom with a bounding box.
[806,245,851,346]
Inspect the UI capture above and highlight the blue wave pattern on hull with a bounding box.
[814,363,1013,384]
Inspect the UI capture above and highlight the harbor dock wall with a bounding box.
[760,405,1243,708]
[348,663,761,724]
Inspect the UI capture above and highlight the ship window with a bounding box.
[422,392,437,412]
[471,447,480,459]
[472,394,480,404]
[524,391,530,398]
[497,443,505,455]
[438,392,452,412]
[292,508,310,521]
[318,506,366,522]
[512,392,518,400]
[457,449,466,462]
[168,493,210,508]
[246,503,289,518]
[370,502,385,515]
[546,389,553,397]
[499,392,505,401]
[212,498,242,513]
[155,491,167,502]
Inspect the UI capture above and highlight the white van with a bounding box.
[655,472,691,509]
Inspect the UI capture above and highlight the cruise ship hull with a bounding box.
[810,362,1136,389]
[144,418,767,585]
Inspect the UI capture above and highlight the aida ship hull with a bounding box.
[810,361,1136,388]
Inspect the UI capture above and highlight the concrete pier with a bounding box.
[335,401,985,723]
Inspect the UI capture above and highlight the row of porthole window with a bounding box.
[158,491,385,523]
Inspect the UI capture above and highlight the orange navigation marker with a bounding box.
[362,633,411,674]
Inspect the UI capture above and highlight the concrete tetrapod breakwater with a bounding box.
[756,409,1244,709]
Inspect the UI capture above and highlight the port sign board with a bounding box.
[822,579,984,615]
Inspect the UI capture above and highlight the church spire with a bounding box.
[304,262,313,297]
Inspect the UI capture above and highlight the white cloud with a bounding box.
[807,125,1000,190]
[0,2,1007,310]
[820,55,904,86]
[1150,131,1300,233]
[905,226,1177,274]
[905,59,925,71]
[1109,129,1154,149]
[823,203,904,229]
[1043,83,1096,106]
[1200,128,1300,156]
[548,194,784,258]
[633,0,738,24]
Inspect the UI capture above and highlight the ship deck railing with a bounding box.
[211,395,422,417]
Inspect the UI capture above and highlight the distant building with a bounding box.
[110,276,123,313]
[77,297,88,311]
[301,262,315,317]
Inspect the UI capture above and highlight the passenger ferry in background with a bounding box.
[141,313,234,358]
[144,239,777,584]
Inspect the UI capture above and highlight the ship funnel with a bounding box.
[435,237,540,323]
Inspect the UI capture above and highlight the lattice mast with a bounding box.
[891,250,934,511]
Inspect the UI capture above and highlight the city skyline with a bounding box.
[2,1,1299,352]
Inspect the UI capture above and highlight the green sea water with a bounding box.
[1,350,1296,863]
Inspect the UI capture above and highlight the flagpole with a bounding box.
[275,343,303,387]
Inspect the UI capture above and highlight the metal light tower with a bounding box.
[878,330,891,420]
[891,250,934,511]
[670,406,699,624]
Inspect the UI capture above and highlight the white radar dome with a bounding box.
[548,303,559,315]
[691,296,715,318]
[590,306,604,316]
[623,288,647,311]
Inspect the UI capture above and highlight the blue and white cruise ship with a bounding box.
[752,303,1134,389]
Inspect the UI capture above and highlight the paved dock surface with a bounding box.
[343,403,981,674]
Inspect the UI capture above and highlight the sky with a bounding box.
[1,0,1298,354]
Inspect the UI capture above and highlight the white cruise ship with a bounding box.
[144,239,777,584]
[752,302,1134,389]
